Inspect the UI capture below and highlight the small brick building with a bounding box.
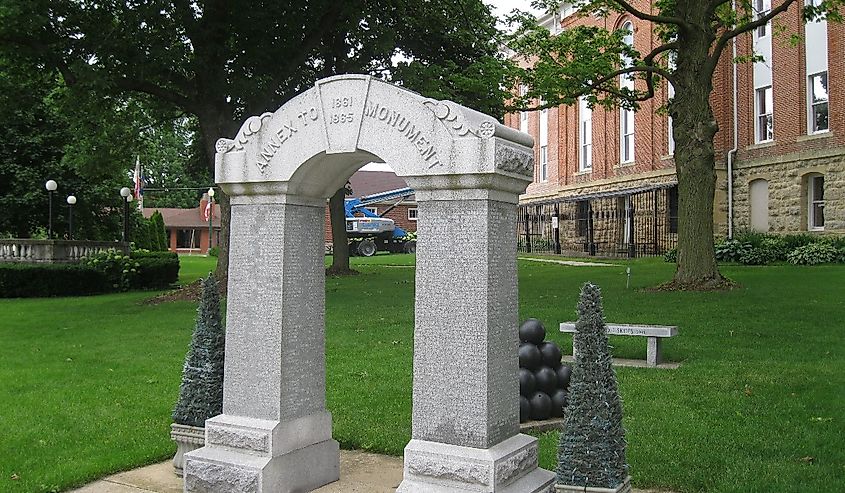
[143,194,221,254]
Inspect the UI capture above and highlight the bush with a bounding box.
[208,246,220,257]
[81,249,179,291]
[134,256,180,288]
[738,247,773,265]
[663,248,677,263]
[0,263,109,298]
[787,243,840,265]
[82,249,139,291]
[715,238,752,262]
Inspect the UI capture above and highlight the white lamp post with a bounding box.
[67,195,77,240]
[207,188,215,253]
[120,187,132,242]
[45,180,58,239]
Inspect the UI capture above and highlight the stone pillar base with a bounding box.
[397,434,555,493]
[184,413,339,493]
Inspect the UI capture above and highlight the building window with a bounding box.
[519,85,528,134]
[540,146,548,182]
[668,186,679,234]
[579,97,592,171]
[749,179,770,232]
[539,107,548,182]
[808,174,825,230]
[621,109,635,163]
[576,200,590,237]
[408,207,418,221]
[176,229,200,249]
[756,86,773,142]
[364,206,378,215]
[620,21,635,163]
[755,0,771,38]
[808,72,829,133]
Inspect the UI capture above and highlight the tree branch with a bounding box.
[709,0,799,73]
[113,77,195,113]
[611,0,691,29]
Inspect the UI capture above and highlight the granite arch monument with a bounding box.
[184,74,555,493]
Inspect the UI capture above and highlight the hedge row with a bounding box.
[664,232,845,266]
[0,250,180,298]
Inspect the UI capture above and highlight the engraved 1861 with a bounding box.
[329,96,354,124]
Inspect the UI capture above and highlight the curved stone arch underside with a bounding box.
[184,75,555,493]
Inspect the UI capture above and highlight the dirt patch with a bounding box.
[143,279,226,305]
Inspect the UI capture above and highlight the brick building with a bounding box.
[507,1,844,257]
[143,193,221,254]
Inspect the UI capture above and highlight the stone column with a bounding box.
[184,192,339,493]
[397,183,555,493]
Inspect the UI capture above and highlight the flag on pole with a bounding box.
[133,156,142,199]
[133,156,144,211]
[203,199,212,222]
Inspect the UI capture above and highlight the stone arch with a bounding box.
[184,75,554,493]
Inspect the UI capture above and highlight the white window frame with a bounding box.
[364,206,378,215]
[754,0,771,38]
[808,174,825,231]
[519,85,529,134]
[408,207,418,221]
[667,50,677,155]
[579,97,592,171]
[755,86,773,143]
[619,21,635,163]
[539,107,548,182]
[808,71,829,134]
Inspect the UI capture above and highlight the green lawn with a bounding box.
[1,254,843,492]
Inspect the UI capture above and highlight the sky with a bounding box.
[362,1,540,172]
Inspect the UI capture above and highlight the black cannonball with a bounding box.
[533,366,558,394]
[556,365,572,389]
[529,391,552,421]
[519,368,536,397]
[519,395,531,423]
[518,342,542,370]
[519,318,546,344]
[538,341,563,367]
[550,389,568,417]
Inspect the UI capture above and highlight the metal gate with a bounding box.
[517,185,678,257]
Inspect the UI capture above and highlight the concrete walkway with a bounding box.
[71,449,671,493]
[71,450,403,493]
[518,257,616,267]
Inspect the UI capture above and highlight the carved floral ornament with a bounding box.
[421,100,496,139]
[215,112,274,155]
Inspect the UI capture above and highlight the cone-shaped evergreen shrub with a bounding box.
[151,211,168,251]
[173,274,225,427]
[556,283,628,488]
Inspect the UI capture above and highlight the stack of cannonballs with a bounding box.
[518,318,572,423]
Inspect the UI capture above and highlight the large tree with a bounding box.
[509,0,842,289]
[1,0,512,284]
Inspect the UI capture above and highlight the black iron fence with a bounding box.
[517,185,678,258]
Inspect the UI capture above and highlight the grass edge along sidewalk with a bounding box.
[1,254,843,492]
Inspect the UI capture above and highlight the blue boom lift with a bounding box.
[344,187,416,256]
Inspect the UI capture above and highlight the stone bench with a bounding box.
[559,322,677,367]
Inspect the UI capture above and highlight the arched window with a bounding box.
[749,179,769,232]
[620,21,635,163]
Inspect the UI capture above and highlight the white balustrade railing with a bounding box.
[0,240,129,263]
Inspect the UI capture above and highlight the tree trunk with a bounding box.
[197,106,238,293]
[326,186,356,275]
[666,16,731,290]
